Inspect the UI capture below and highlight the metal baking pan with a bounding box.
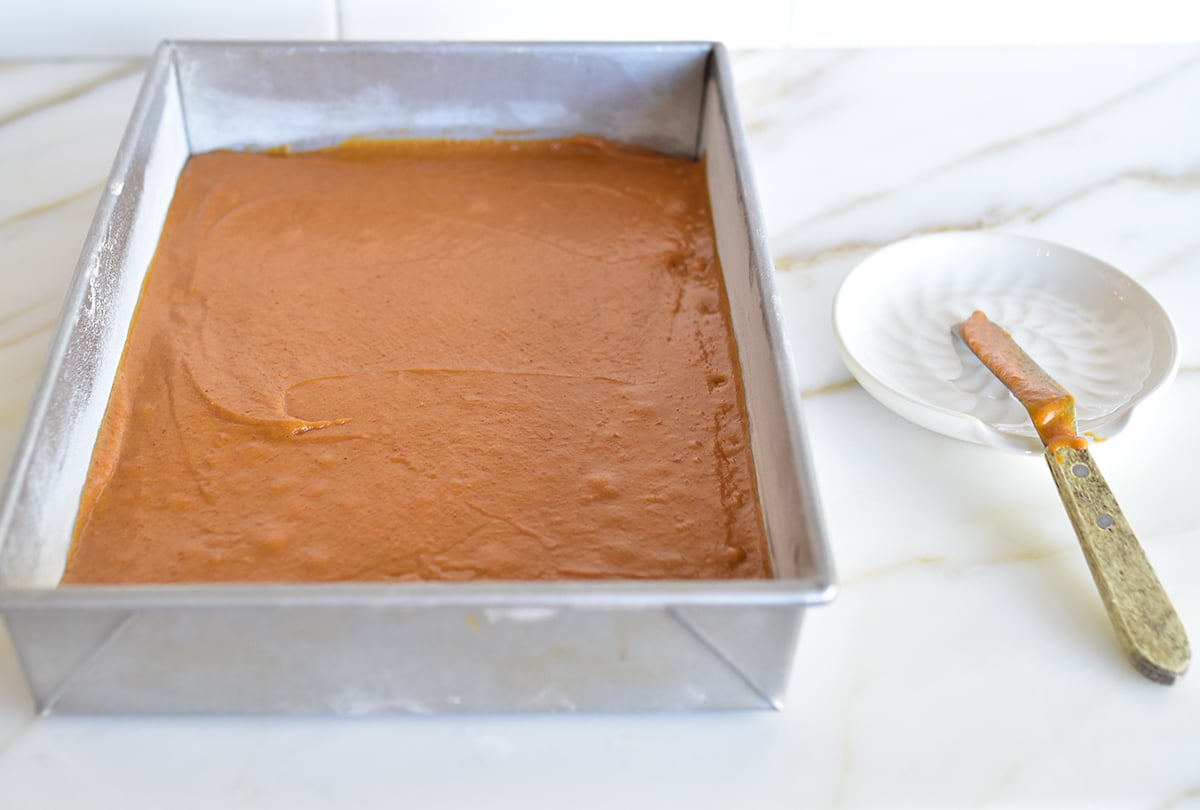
[0,41,834,714]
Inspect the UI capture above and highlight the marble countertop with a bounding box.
[1,46,1198,808]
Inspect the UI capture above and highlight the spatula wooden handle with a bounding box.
[1045,446,1190,684]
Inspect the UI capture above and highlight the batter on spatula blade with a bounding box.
[953,309,1189,685]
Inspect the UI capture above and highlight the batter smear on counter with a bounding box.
[63,137,771,584]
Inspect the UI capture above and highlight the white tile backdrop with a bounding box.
[1,0,336,58]
[338,0,793,46]
[1,0,1198,57]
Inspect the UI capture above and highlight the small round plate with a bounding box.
[833,232,1179,453]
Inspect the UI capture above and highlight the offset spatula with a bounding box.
[954,310,1189,684]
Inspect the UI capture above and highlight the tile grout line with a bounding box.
[333,0,345,39]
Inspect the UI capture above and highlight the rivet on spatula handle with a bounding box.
[953,310,1189,684]
[1046,446,1190,684]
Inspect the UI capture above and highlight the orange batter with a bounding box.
[62,137,771,584]
[959,310,1088,452]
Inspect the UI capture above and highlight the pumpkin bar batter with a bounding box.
[63,137,771,584]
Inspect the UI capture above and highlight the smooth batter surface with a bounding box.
[63,137,771,584]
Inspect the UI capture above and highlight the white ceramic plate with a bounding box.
[833,232,1179,453]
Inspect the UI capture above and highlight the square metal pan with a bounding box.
[0,41,834,714]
